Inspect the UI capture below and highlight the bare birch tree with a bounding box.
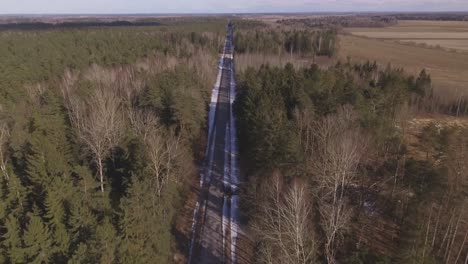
[115,67,144,125]
[0,122,10,180]
[310,105,367,264]
[253,173,317,264]
[446,128,468,195]
[130,109,179,202]
[61,70,124,192]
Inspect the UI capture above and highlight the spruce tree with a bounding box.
[45,178,72,258]
[22,213,53,264]
[2,215,25,263]
[95,218,119,264]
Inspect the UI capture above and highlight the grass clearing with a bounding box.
[338,34,468,99]
[345,20,468,52]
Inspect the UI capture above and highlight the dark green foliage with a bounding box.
[22,213,53,264]
[2,216,24,263]
[0,25,222,103]
[142,66,208,138]
[236,61,427,174]
[0,20,219,263]
[236,61,437,263]
[235,64,302,170]
[119,177,176,263]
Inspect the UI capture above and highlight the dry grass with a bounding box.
[338,34,468,100]
[345,20,468,52]
[342,20,468,111]
[235,53,310,72]
[349,31,468,40]
[235,53,333,73]
[398,39,468,51]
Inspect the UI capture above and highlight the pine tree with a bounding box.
[68,243,94,264]
[119,179,153,263]
[119,176,174,263]
[2,215,25,263]
[45,178,72,257]
[95,218,119,264]
[67,166,99,253]
[26,124,70,190]
[22,213,53,264]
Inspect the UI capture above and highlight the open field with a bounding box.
[235,53,334,72]
[345,20,468,51]
[338,34,468,96]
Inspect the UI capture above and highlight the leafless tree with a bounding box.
[446,128,468,196]
[114,67,144,125]
[391,102,413,197]
[253,173,317,264]
[0,122,10,180]
[61,70,124,192]
[130,109,180,202]
[309,105,367,264]
[280,179,316,263]
[25,83,46,105]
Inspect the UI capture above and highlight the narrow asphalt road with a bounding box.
[189,23,237,264]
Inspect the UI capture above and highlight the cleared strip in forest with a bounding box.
[188,37,226,263]
[189,22,240,264]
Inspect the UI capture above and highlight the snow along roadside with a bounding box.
[229,55,240,264]
[222,122,230,262]
[188,39,227,263]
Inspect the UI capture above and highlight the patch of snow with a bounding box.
[205,128,216,186]
[188,201,200,264]
[224,123,230,190]
[364,200,377,216]
[229,60,239,192]
[206,67,222,153]
[229,56,240,264]
[230,194,239,264]
[222,196,229,260]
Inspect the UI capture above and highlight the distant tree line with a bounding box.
[234,29,337,57]
[278,15,398,28]
[392,12,468,21]
[0,21,164,30]
[0,26,223,102]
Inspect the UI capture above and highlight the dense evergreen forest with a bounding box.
[0,19,226,263]
[235,60,468,263]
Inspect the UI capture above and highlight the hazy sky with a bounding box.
[1,0,467,14]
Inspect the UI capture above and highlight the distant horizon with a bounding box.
[2,11,468,16]
[2,0,468,15]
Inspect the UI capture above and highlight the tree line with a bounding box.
[277,16,398,28]
[0,23,221,263]
[234,29,337,57]
[0,24,223,103]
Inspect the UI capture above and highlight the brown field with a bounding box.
[345,20,468,51]
[235,53,334,72]
[338,33,468,99]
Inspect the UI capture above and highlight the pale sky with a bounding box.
[1,0,467,14]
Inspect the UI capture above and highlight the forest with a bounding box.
[0,15,466,264]
[235,60,468,263]
[0,19,226,263]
